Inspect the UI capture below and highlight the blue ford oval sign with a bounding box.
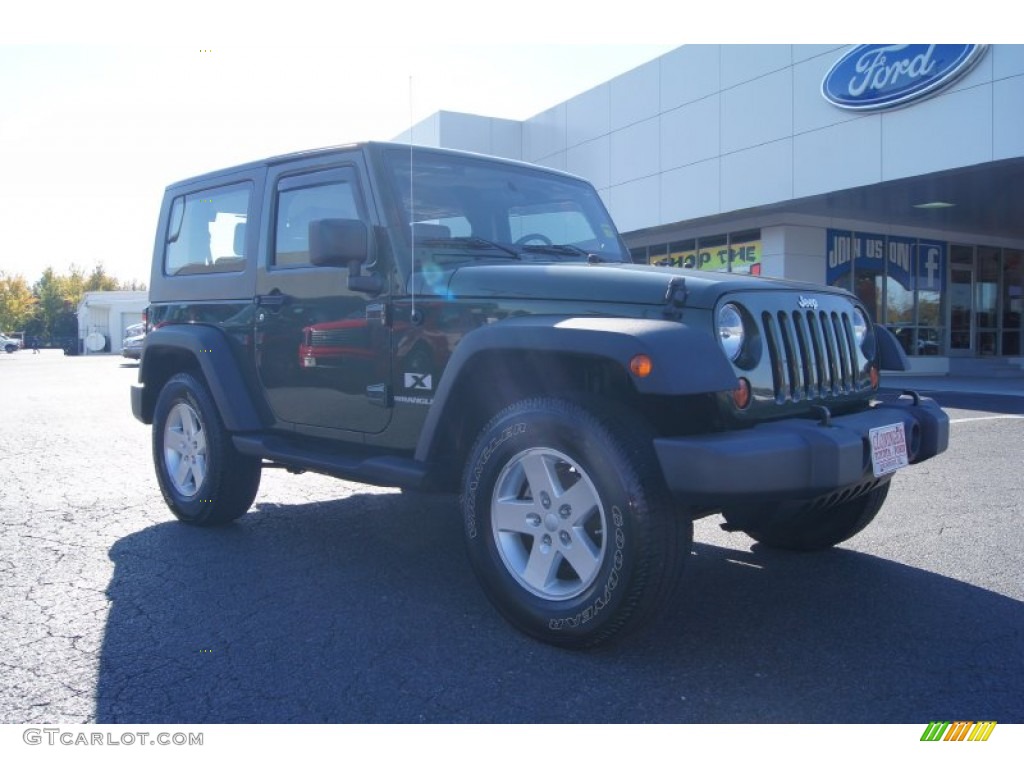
[822,44,987,111]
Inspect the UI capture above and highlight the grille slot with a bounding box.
[761,306,858,402]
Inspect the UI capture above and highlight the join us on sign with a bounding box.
[826,229,946,292]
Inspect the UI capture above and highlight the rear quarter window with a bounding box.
[164,183,252,276]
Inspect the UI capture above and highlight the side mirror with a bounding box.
[309,218,369,267]
[309,218,381,293]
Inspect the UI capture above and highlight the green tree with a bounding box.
[0,272,37,333]
[30,264,146,341]
[84,263,120,292]
[33,267,81,340]
[119,278,148,291]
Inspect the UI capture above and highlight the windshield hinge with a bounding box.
[367,302,389,326]
[662,277,687,320]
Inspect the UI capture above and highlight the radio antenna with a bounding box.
[408,75,418,324]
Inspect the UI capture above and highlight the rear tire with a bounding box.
[152,372,261,526]
[461,397,691,648]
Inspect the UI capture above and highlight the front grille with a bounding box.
[760,307,859,403]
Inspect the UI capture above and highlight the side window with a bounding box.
[274,178,361,268]
[164,183,251,276]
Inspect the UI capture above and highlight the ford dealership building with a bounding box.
[399,44,1024,374]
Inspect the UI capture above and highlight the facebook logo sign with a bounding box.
[916,240,946,291]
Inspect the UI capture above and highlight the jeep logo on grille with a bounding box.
[798,296,819,310]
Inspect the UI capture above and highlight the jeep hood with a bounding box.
[439,262,851,310]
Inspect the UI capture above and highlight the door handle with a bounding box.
[255,292,290,309]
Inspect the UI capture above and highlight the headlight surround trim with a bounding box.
[718,302,746,363]
[852,306,876,361]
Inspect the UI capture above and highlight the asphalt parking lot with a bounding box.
[1,350,1022,724]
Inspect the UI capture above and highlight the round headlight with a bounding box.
[718,303,745,362]
[852,307,876,359]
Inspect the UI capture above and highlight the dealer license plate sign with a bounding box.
[869,422,909,477]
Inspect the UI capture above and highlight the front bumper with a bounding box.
[654,393,948,505]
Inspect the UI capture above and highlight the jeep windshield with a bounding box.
[382,147,630,264]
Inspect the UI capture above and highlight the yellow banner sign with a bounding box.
[650,240,762,274]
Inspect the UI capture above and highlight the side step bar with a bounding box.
[233,435,430,490]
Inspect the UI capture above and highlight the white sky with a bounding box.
[0,1,1000,286]
[0,40,681,285]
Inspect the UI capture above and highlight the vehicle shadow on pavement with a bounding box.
[95,493,1024,723]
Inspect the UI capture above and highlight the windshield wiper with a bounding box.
[418,237,521,259]
[520,243,613,263]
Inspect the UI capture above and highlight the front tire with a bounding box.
[461,397,691,648]
[152,372,261,526]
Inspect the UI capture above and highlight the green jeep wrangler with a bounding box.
[131,142,949,647]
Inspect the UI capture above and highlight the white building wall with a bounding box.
[881,83,993,180]
[994,74,1024,160]
[610,59,660,132]
[504,44,1014,233]
[78,291,149,355]
[793,115,882,197]
[398,112,522,159]
[412,45,1018,238]
[659,45,720,111]
[760,225,829,283]
[523,102,566,169]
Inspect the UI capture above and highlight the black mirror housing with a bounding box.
[309,218,369,267]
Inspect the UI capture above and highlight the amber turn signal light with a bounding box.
[629,354,653,378]
[732,378,751,409]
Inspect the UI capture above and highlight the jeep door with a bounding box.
[255,157,391,434]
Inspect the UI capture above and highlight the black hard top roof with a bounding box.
[164,141,583,191]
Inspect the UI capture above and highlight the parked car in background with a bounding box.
[122,332,146,360]
[1,334,22,353]
[123,322,146,340]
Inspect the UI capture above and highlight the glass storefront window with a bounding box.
[643,232,760,272]
[949,247,973,353]
[670,240,695,265]
[636,226,1021,358]
[976,247,1000,354]
[645,244,669,267]
[1002,249,1022,356]
[830,270,853,292]
[827,230,954,355]
[885,276,912,355]
[697,235,728,272]
[855,270,884,325]
[915,283,944,356]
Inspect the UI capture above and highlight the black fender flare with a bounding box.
[874,324,909,371]
[414,314,738,462]
[138,325,263,432]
